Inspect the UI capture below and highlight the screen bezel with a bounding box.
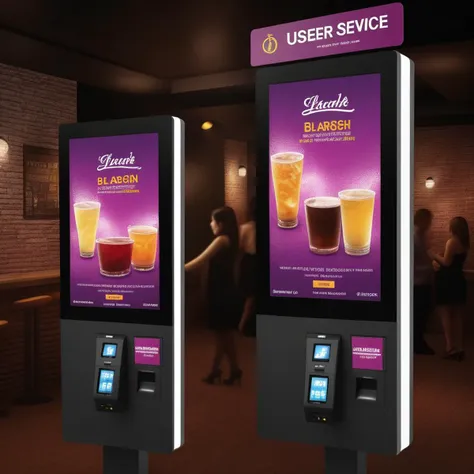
[312,344,331,362]
[256,51,398,323]
[97,368,115,394]
[60,117,175,326]
[101,343,118,358]
[308,375,329,404]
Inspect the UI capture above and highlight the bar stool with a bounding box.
[14,295,53,405]
[0,320,10,416]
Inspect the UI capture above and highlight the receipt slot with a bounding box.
[94,335,127,412]
[304,335,340,423]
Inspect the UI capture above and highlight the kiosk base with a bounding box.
[103,446,148,474]
[325,448,366,474]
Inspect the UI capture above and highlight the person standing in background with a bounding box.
[238,197,257,336]
[185,206,243,385]
[413,208,435,355]
[431,216,470,361]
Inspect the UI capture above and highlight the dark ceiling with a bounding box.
[0,0,473,121]
[0,0,472,81]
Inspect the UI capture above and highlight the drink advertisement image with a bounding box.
[269,73,381,301]
[69,133,160,310]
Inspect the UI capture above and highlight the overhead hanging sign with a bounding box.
[250,3,403,67]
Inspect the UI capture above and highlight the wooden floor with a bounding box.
[0,329,473,474]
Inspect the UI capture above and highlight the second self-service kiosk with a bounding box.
[253,14,413,471]
[59,116,184,474]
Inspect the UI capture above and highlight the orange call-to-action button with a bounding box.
[106,294,124,301]
[313,280,335,289]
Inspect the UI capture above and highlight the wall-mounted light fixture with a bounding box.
[238,165,247,177]
[425,177,435,189]
[0,137,9,158]
[201,121,213,131]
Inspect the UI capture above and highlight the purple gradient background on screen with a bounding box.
[69,133,160,310]
[351,336,384,371]
[269,74,381,301]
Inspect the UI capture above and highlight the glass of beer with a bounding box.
[127,225,158,271]
[73,201,101,258]
[97,237,134,277]
[304,197,341,254]
[271,152,304,228]
[338,189,375,256]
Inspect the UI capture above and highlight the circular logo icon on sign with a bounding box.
[262,34,278,54]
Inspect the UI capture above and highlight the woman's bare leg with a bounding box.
[222,330,239,371]
[440,305,455,353]
[454,306,465,352]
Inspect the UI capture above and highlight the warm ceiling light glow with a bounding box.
[201,121,213,130]
[425,177,435,189]
[238,166,247,177]
[0,138,9,157]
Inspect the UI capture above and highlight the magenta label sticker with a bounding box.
[251,3,403,67]
[134,337,161,366]
[352,336,384,371]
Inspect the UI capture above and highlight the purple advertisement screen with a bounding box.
[269,74,381,302]
[69,133,160,310]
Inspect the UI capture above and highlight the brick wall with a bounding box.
[0,63,76,405]
[414,124,474,270]
[0,63,76,274]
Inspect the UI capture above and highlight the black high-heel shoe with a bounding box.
[223,369,243,386]
[443,350,465,361]
[202,369,222,385]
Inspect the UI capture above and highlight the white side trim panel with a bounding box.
[172,116,185,450]
[398,53,414,452]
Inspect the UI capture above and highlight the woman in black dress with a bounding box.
[238,197,257,336]
[431,216,470,360]
[185,206,243,384]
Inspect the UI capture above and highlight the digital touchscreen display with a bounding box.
[269,74,381,302]
[69,133,160,310]
[97,369,115,394]
[102,343,117,358]
[309,376,328,403]
[313,344,331,361]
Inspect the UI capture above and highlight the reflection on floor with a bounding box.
[0,330,473,474]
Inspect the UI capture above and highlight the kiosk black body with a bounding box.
[256,51,413,465]
[59,116,184,472]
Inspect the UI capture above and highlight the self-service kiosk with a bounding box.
[254,24,413,474]
[59,116,184,474]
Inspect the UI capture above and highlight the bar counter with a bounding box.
[0,269,61,410]
[0,270,60,291]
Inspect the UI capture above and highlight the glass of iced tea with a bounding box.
[127,225,158,271]
[271,152,304,228]
[97,237,134,277]
[338,189,375,256]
